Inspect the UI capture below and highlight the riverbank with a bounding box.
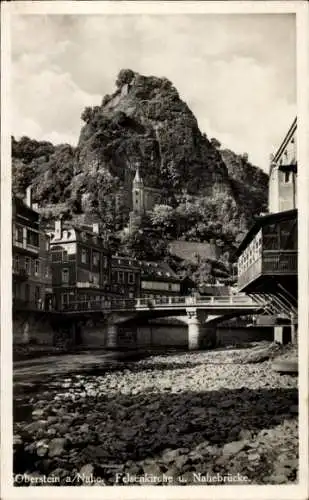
[13,342,298,486]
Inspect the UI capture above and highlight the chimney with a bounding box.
[55,219,62,240]
[25,186,32,208]
[93,223,100,234]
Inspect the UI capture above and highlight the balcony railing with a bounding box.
[238,257,263,290]
[76,282,100,289]
[13,240,39,254]
[262,250,297,274]
[238,250,297,290]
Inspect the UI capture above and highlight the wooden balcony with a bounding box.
[238,250,297,290]
[262,251,297,274]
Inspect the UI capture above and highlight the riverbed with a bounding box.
[13,343,298,486]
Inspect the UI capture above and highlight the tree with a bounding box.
[116,69,135,88]
[149,204,176,239]
[81,107,93,124]
[210,137,221,150]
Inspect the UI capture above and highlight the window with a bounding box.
[62,269,69,283]
[92,251,100,267]
[25,257,30,274]
[13,255,19,271]
[34,260,39,275]
[45,267,49,278]
[118,271,125,283]
[128,273,135,284]
[61,293,69,306]
[81,249,87,264]
[63,251,68,262]
[15,225,23,243]
[27,230,39,247]
[284,171,291,183]
[52,251,62,262]
[45,240,49,251]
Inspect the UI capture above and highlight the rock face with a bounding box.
[77,69,232,198]
[12,69,268,233]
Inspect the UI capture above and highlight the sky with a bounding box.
[11,13,296,172]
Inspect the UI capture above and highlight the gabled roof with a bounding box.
[139,260,180,282]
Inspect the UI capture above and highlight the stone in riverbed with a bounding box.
[24,421,42,435]
[269,473,288,484]
[222,440,246,457]
[161,448,189,463]
[218,399,234,409]
[48,438,67,458]
[32,408,45,419]
[142,462,162,479]
[37,445,49,457]
[46,428,57,438]
[238,429,253,441]
[79,423,90,433]
[51,467,71,479]
[174,455,189,470]
[79,463,94,476]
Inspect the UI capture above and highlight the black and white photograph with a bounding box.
[1,1,308,499]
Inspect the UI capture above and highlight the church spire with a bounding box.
[133,163,143,185]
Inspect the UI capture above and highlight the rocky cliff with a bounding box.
[12,69,269,245]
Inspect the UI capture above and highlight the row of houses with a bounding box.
[12,190,183,313]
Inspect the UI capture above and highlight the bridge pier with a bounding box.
[106,323,118,349]
[187,312,201,350]
[186,308,210,350]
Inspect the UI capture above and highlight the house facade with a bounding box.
[12,188,52,310]
[111,255,141,299]
[268,118,297,213]
[49,221,112,311]
[139,261,181,298]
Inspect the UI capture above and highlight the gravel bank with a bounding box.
[13,344,298,486]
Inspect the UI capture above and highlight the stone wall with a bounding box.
[216,327,273,347]
[136,323,274,348]
[137,324,187,347]
[13,313,55,345]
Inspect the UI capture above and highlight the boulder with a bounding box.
[48,438,67,458]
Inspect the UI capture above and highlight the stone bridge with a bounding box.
[61,295,266,350]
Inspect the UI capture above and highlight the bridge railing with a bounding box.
[58,294,263,313]
[136,295,260,308]
[59,298,137,313]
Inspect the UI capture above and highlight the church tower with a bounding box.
[132,164,145,214]
[129,164,145,233]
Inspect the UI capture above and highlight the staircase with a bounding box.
[248,283,297,320]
